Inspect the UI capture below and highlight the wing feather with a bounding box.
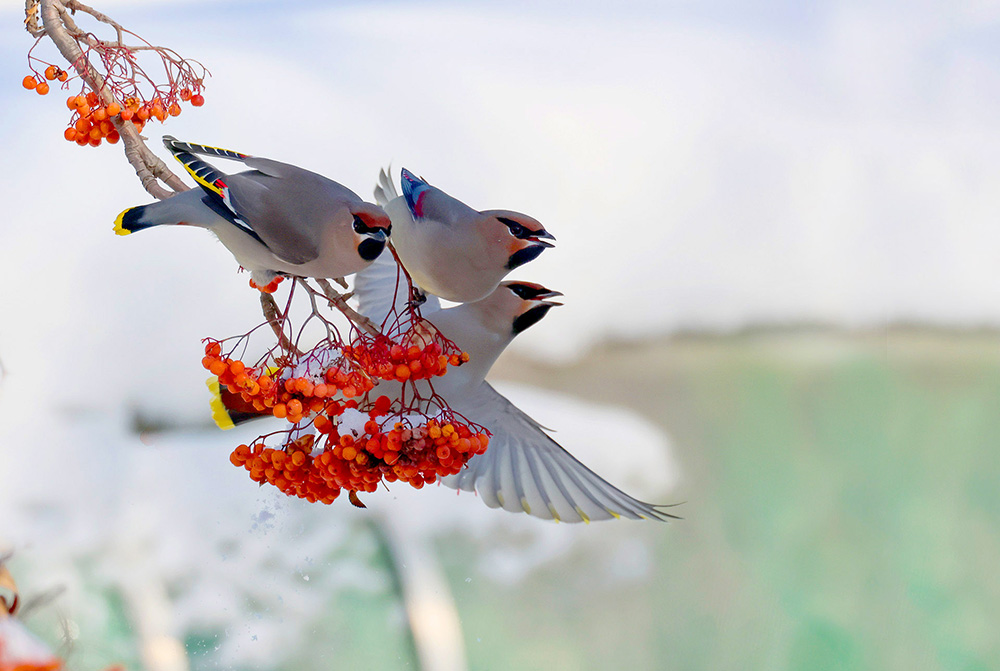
[163,136,363,265]
[440,383,678,523]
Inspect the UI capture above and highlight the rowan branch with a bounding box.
[259,293,302,358]
[314,278,380,337]
[34,0,189,200]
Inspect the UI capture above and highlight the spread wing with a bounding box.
[441,383,679,523]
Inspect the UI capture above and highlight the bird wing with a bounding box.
[163,136,360,265]
[440,383,679,523]
[373,166,398,207]
[162,135,262,243]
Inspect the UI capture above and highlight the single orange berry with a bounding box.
[168,102,181,117]
[35,81,49,95]
[22,75,37,90]
[74,117,90,133]
[100,120,113,135]
[44,65,58,80]
[85,91,99,106]
[107,130,120,144]
[106,102,121,116]
[136,107,150,121]
[119,108,134,121]
[190,93,205,107]
[63,127,77,141]
[179,88,192,101]
[71,95,86,109]
[92,107,107,122]
[89,127,101,141]
[88,137,101,147]
[57,69,68,82]
[65,95,77,110]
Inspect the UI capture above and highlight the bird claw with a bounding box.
[408,288,427,310]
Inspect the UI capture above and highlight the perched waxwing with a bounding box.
[114,136,391,287]
[375,167,554,304]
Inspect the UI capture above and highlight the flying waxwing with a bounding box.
[352,252,678,523]
[375,167,554,304]
[114,136,391,287]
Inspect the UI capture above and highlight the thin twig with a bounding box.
[314,278,380,337]
[259,293,301,357]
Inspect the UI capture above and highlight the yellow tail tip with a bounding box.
[206,376,235,430]
[113,207,133,236]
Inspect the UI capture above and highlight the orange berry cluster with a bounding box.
[229,406,490,505]
[248,275,284,294]
[203,338,489,507]
[23,69,205,148]
[343,337,469,384]
[21,65,67,96]
[320,416,490,493]
[201,341,376,424]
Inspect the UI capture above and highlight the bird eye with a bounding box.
[498,217,527,238]
[352,214,365,234]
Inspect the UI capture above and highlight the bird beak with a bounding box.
[504,282,563,300]
[533,289,563,301]
[529,229,556,244]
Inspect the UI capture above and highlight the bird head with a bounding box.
[480,211,556,271]
[350,203,392,262]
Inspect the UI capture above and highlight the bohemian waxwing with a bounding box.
[114,136,391,287]
[376,167,554,304]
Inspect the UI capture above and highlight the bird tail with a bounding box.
[113,204,158,236]
[206,376,272,429]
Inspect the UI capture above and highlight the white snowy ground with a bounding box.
[0,373,677,669]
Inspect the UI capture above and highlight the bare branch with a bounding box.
[259,293,302,357]
[314,278,380,337]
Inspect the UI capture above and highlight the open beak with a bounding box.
[528,229,556,245]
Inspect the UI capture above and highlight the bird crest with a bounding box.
[400,168,432,219]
